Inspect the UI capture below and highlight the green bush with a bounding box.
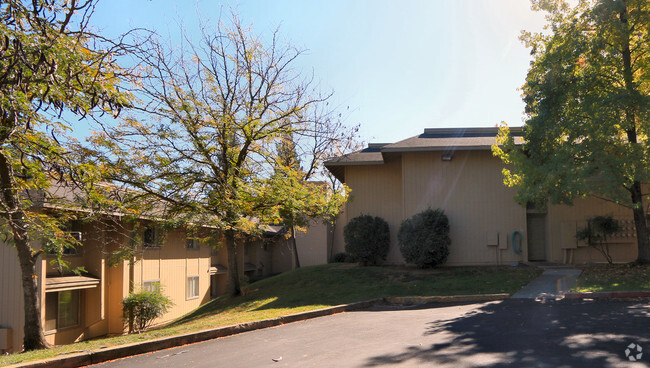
[331,252,347,263]
[398,208,450,268]
[343,215,390,266]
[123,285,173,333]
[576,215,621,264]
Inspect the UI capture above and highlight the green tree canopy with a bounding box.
[494,0,650,262]
[0,0,132,350]
[93,15,354,295]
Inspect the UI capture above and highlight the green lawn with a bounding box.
[0,263,541,366]
[572,264,650,292]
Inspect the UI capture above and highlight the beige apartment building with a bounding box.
[0,206,326,353]
[325,127,639,266]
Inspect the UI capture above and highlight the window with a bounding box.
[45,221,83,256]
[143,280,160,292]
[44,290,80,331]
[63,231,82,255]
[45,240,80,256]
[187,276,199,300]
[143,226,161,248]
[186,237,200,250]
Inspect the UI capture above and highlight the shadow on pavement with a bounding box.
[363,299,650,367]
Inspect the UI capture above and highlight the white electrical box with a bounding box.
[499,233,507,250]
[486,232,499,246]
[561,221,578,249]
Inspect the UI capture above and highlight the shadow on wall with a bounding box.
[363,299,650,367]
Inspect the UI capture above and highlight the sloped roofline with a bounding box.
[381,126,523,152]
[324,126,524,182]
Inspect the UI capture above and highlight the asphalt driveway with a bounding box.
[89,299,650,368]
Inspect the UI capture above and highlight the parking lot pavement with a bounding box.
[89,299,650,368]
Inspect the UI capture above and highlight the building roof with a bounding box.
[383,127,524,152]
[324,127,523,182]
[324,144,387,184]
[324,143,387,165]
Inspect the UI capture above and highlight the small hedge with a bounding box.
[331,252,354,263]
[343,215,390,266]
[123,285,173,333]
[398,208,450,268]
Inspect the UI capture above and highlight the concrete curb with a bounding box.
[383,293,510,305]
[5,294,508,368]
[564,291,650,300]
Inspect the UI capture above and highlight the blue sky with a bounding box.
[91,0,547,144]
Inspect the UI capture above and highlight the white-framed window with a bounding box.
[143,280,160,292]
[44,290,80,332]
[187,276,199,300]
[143,226,162,249]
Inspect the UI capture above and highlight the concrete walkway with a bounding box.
[511,267,582,300]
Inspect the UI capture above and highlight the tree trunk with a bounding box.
[16,236,49,350]
[327,221,336,263]
[0,153,49,350]
[225,230,242,295]
[290,225,300,269]
[619,6,648,263]
[630,182,650,263]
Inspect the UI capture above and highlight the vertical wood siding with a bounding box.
[295,219,329,266]
[344,158,404,263]
[133,229,212,324]
[0,244,24,352]
[402,150,527,265]
[332,148,639,266]
[548,198,636,263]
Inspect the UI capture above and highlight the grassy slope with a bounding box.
[0,263,541,366]
[170,263,541,329]
[572,264,650,292]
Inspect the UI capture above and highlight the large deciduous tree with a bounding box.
[93,16,352,295]
[272,110,359,269]
[0,0,131,350]
[494,0,650,262]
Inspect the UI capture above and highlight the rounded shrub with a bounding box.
[398,208,450,268]
[331,252,352,263]
[122,285,173,333]
[343,215,390,266]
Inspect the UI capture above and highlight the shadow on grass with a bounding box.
[575,264,650,292]
[170,264,542,327]
[363,299,650,367]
